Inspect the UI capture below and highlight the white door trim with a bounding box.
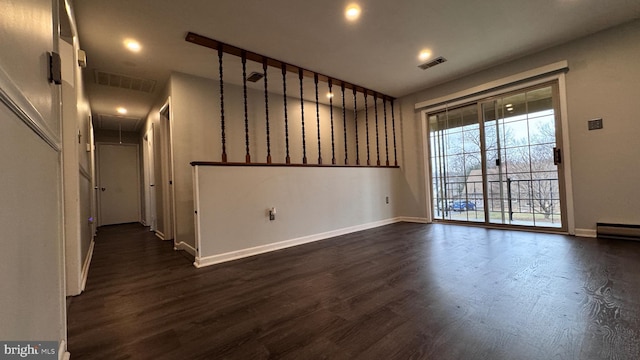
[160,98,177,243]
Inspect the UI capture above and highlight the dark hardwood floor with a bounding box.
[67,223,640,359]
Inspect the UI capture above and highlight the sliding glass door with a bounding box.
[429,83,566,231]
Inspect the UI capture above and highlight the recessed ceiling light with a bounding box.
[116,107,128,115]
[326,92,334,99]
[124,39,141,52]
[345,4,361,21]
[419,49,432,61]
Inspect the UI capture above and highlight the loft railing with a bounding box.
[185,32,398,167]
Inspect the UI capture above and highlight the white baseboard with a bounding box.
[80,240,95,292]
[575,228,597,238]
[399,216,430,223]
[194,217,403,268]
[59,340,70,360]
[174,241,196,256]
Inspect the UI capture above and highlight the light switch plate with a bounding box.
[588,118,603,130]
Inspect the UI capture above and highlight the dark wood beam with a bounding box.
[185,32,395,101]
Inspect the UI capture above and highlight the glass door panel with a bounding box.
[481,85,562,228]
[429,104,484,222]
[482,100,507,225]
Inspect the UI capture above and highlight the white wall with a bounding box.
[0,0,67,347]
[194,165,403,266]
[0,105,65,340]
[0,0,60,140]
[397,19,640,233]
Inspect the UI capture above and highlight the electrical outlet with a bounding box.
[588,118,603,130]
[385,196,389,204]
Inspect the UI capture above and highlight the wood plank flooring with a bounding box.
[67,223,640,359]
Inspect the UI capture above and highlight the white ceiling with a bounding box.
[72,0,640,132]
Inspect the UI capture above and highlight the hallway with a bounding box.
[67,223,640,359]
[67,224,194,358]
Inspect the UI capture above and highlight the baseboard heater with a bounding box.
[597,223,640,241]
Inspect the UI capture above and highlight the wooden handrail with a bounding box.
[191,161,399,169]
[186,32,394,101]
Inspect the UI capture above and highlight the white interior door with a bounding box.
[98,144,140,226]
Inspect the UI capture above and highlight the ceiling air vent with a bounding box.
[418,56,447,70]
[94,70,157,93]
[247,72,264,82]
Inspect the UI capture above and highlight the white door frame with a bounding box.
[143,131,151,226]
[159,98,177,243]
[143,126,157,231]
[417,68,575,235]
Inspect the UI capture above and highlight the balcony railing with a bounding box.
[433,178,561,226]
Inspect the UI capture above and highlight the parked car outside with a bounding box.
[450,200,476,211]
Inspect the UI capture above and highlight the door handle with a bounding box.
[553,147,562,165]
[101,187,106,191]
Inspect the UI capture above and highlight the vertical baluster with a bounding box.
[329,79,336,165]
[374,93,380,166]
[353,88,360,165]
[299,68,307,164]
[342,83,348,165]
[241,51,250,163]
[383,96,389,166]
[391,99,398,166]
[218,47,227,162]
[314,73,322,164]
[364,90,370,166]
[282,63,290,164]
[263,58,271,164]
